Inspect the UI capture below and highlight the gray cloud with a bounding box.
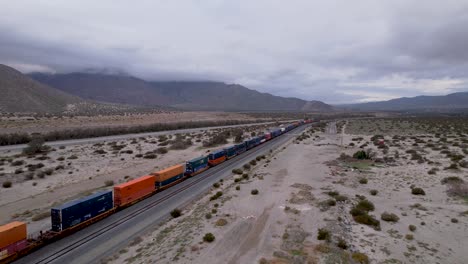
[1,0,468,104]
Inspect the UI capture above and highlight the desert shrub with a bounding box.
[155,147,168,154]
[57,156,65,161]
[249,160,257,166]
[14,168,23,174]
[215,219,228,226]
[326,199,336,206]
[359,178,368,184]
[447,182,468,199]
[451,218,459,223]
[370,190,378,196]
[428,168,439,175]
[405,234,414,240]
[94,149,106,154]
[409,225,417,232]
[143,153,157,159]
[205,213,212,219]
[352,252,369,264]
[55,165,65,170]
[356,200,375,211]
[335,195,348,202]
[444,163,459,170]
[381,212,400,222]
[337,238,348,249]
[232,168,243,175]
[211,208,218,214]
[213,182,220,188]
[135,154,143,158]
[353,150,369,160]
[243,163,251,170]
[105,180,114,186]
[36,171,45,179]
[22,137,50,155]
[44,168,54,175]
[251,189,259,195]
[317,228,330,241]
[170,209,182,218]
[354,214,380,228]
[2,181,12,188]
[235,185,240,191]
[242,173,249,180]
[11,160,24,166]
[327,191,339,197]
[411,187,426,195]
[441,176,464,184]
[170,139,192,150]
[203,233,215,242]
[68,155,78,160]
[234,178,241,183]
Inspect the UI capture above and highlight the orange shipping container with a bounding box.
[0,222,27,249]
[152,164,184,182]
[114,175,155,207]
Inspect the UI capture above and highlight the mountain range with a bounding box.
[343,92,468,112]
[28,72,332,112]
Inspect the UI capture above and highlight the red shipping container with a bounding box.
[114,175,155,207]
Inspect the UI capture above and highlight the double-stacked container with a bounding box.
[114,175,156,207]
[185,156,209,176]
[152,164,185,189]
[224,145,237,159]
[51,190,114,232]
[0,222,27,259]
[208,149,227,166]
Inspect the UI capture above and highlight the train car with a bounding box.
[114,176,155,207]
[51,190,113,232]
[245,138,257,150]
[0,222,27,260]
[224,145,237,159]
[152,164,185,189]
[185,156,209,176]
[235,142,247,155]
[259,134,266,144]
[208,149,227,167]
[271,129,281,138]
[264,132,272,141]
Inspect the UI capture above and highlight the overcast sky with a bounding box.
[1,0,468,104]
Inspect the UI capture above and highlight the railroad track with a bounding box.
[31,124,310,264]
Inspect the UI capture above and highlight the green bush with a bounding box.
[353,150,369,160]
[381,212,400,222]
[411,187,426,195]
[251,189,259,195]
[356,200,375,211]
[370,190,378,196]
[203,233,215,242]
[213,182,220,188]
[235,185,240,191]
[317,228,330,241]
[409,225,417,232]
[170,209,182,218]
[354,214,380,228]
[232,168,243,175]
[2,181,12,188]
[359,178,368,184]
[205,213,212,219]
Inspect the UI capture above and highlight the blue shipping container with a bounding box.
[209,149,227,160]
[224,145,237,158]
[185,156,209,175]
[51,190,113,232]
[235,142,247,155]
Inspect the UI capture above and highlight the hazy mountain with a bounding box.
[343,92,468,111]
[0,64,81,113]
[29,72,333,112]
[0,65,168,115]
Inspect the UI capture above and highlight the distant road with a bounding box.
[15,124,311,264]
[0,121,280,152]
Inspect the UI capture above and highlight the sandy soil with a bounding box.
[0,111,255,134]
[0,123,273,235]
[107,118,468,264]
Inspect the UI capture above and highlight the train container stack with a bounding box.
[208,149,227,166]
[51,191,114,232]
[114,175,156,207]
[0,119,314,263]
[0,222,27,260]
[185,156,209,176]
[152,164,185,189]
[235,142,247,155]
[224,145,237,159]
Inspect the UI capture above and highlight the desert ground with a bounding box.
[0,111,256,134]
[105,117,468,264]
[0,122,278,235]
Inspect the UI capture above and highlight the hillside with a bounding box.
[0,64,81,113]
[344,92,468,111]
[29,72,333,112]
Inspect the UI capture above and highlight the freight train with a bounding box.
[0,119,314,263]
